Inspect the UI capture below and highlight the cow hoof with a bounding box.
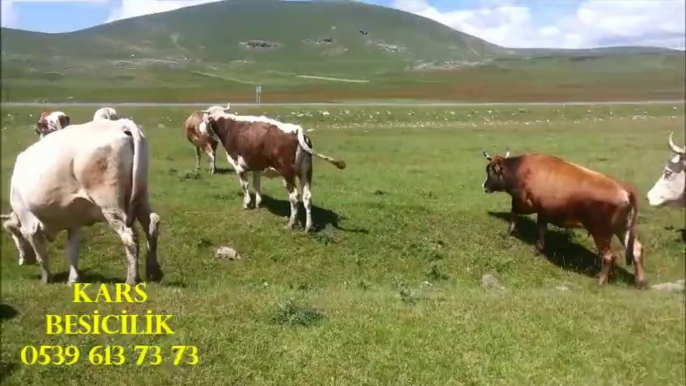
[284,223,295,230]
[635,280,648,290]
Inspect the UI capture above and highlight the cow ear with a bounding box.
[59,115,70,128]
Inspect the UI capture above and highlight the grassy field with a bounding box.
[1,104,685,385]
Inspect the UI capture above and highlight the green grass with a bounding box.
[1,0,684,103]
[1,104,685,385]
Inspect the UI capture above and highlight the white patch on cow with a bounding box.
[209,111,302,134]
[45,111,67,132]
[236,156,248,174]
[620,190,630,205]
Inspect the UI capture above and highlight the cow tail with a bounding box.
[625,189,639,266]
[296,128,346,170]
[123,120,149,228]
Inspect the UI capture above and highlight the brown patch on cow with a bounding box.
[81,150,108,186]
[36,111,51,136]
[209,116,297,175]
[483,152,645,288]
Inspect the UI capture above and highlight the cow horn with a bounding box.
[668,131,685,155]
[483,148,493,161]
[505,149,511,158]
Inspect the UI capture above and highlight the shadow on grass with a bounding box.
[212,167,235,175]
[0,362,17,385]
[260,194,369,234]
[0,304,18,322]
[664,225,686,243]
[487,211,635,285]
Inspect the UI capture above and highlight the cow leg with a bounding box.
[508,197,521,235]
[253,171,263,208]
[194,146,201,170]
[591,233,615,285]
[204,143,216,174]
[26,232,52,284]
[66,228,81,285]
[534,216,547,255]
[238,171,252,209]
[3,215,36,265]
[299,166,313,233]
[615,229,645,288]
[283,177,299,230]
[103,210,140,285]
[135,199,163,283]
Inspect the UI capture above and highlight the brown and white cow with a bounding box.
[185,104,230,174]
[36,110,70,138]
[481,150,644,287]
[200,110,346,232]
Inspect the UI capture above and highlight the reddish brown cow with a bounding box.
[184,104,230,174]
[481,150,645,287]
[200,110,346,232]
[36,111,70,138]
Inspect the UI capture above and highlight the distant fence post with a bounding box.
[255,85,262,104]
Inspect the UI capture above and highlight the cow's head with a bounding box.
[482,148,511,193]
[36,111,70,138]
[646,132,685,207]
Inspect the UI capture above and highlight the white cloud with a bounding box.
[106,0,223,23]
[1,0,18,28]
[391,0,686,50]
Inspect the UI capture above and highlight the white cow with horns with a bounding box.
[647,132,685,208]
[1,118,162,285]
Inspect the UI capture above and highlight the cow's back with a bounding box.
[515,154,630,226]
[10,122,135,235]
[228,121,298,171]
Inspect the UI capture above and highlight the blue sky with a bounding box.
[1,0,684,49]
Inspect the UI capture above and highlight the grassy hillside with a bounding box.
[1,0,684,103]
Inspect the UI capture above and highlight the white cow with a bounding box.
[647,132,685,207]
[1,118,162,285]
[93,107,118,121]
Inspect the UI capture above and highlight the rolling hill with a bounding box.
[1,0,684,103]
